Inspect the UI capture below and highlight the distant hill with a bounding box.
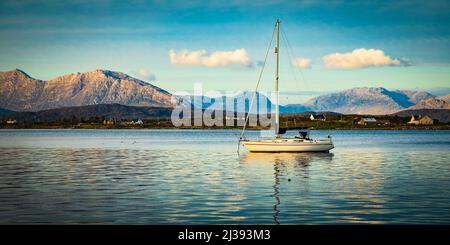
[407,95,450,110]
[0,69,174,112]
[0,107,15,115]
[281,111,342,117]
[177,92,315,114]
[0,104,173,123]
[304,87,435,115]
[179,88,446,115]
[2,69,447,116]
[175,91,275,113]
[280,104,313,114]
[394,109,450,123]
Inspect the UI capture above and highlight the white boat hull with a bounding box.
[241,139,334,152]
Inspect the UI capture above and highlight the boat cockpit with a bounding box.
[295,131,310,140]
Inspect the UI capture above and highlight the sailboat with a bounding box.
[239,19,334,153]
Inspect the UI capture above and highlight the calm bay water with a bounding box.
[0,129,449,224]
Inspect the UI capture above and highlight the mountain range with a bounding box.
[407,94,450,110]
[0,69,449,116]
[302,87,435,114]
[176,91,273,113]
[0,69,173,112]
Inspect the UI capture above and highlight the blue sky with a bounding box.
[1,0,449,103]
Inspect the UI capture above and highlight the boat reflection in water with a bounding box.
[239,152,334,224]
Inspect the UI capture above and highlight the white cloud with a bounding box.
[169,48,251,68]
[323,48,402,69]
[138,69,157,81]
[293,58,311,69]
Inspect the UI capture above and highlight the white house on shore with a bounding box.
[310,114,326,121]
[356,117,377,125]
[134,119,144,125]
[408,115,434,125]
[6,119,17,124]
[121,119,144,126]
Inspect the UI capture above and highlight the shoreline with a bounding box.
[1,124,450,130]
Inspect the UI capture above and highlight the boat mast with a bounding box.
[274,19,280,137]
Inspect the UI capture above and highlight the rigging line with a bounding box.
[281,27,303,87]
[281,26,311,92]
[239,24,276,140]
[280,28,301,99]
[281,30,299,81]
[279,29,298,107]
[281,29,309,107]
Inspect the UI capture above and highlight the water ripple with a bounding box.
[0,129,449,224]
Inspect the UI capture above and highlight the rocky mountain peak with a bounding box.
[305,87,436,115]
[89,69,129,80]
[438,94,450,102]
[0,69,174,111]
[409,94,450,110]
[0,68,34,80]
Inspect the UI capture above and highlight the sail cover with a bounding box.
[277,126,308,134]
